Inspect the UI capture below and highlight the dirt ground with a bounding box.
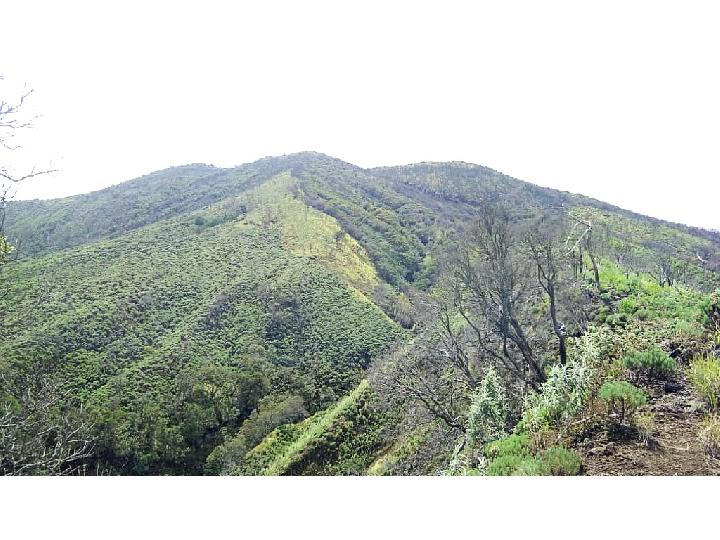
[577,374,720,476]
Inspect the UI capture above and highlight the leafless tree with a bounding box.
[371,207,597,434]
[0,366,95,475]
[450,206,546,388]
[370,341,469,432]
[1,75,56,260]
[0,78,88,475]
[525,212,597,365]
[526,215,569,364]
[566,216,600,289]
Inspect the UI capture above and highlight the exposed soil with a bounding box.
[576,374,720,476]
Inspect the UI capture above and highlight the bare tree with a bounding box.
[370,341,469,432]
[526,215,569,364]
[525,211,597,365]
[0,78,90,475]
[566,216,600,289]
[370,208,596,435]
[645,240,689,288]
[1,75,56,261]
[450,206,546,388]
[0,366,95,475]
[367,286,482,433]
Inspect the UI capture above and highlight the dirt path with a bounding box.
[579,374,720,476]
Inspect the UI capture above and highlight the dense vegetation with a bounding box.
[1,152,719,475]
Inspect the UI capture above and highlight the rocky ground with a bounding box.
[577,373,720,476]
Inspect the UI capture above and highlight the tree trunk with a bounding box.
[547,283,567,365]
[585,231,600,289]
[509,317,546,385]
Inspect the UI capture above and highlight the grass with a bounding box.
[367,424,430,476]
[698,415,720,458]
[597,259,708,340]
[243,173,381,293]
[247,380,371,476]
[687,357,720,411]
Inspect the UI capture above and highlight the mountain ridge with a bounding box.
[6,152,719,262]
[12,150,719,230]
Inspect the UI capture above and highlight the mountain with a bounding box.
[2,152,719,475]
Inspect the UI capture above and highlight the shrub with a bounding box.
[698,415,720,458]
[700,291,720,332]
[634,412,656,446]
[483,440,582,476]
[485,455,546,476]
[687,356,720,411]
[605,313,628,328]
[484,433,530,460]
[445,440,473,476]
[483,433,550,476]
[0,235,13,265]
[540,446,582,476]
[620,348,676,379]
[598,380,647,424]
[510,457,548,476]
[520,353,596,432]
[466,367,509,446]
[618,297,639,314]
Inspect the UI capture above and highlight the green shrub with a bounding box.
[0,235,13,265]
[483,440,582,476]
[598,380,647,424]
[484,433,530,460]
[700,292,720,331]
[466,367,508,446]
[687,357,720,411]
[484,454,523,476]
[483,433,550,476]
[605,313,628,328]
[596,306,610,324]
[520,349,596,432]
[698,415,720,458]
[485,454,546,476]
[540,446,582,476]
[620,348,676,379]
[618,297,639,314]
[510,457,548,476]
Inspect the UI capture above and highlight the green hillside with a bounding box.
[1,152,719,475]
[1,170,402,474]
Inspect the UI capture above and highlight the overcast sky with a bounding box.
[2,1,718,230]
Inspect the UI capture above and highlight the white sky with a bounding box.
[2,0,718,230]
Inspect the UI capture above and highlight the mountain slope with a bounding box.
[1,170,402,473]
[3,153,357,258]
[8,152,719,286]
[1,152,719,475]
